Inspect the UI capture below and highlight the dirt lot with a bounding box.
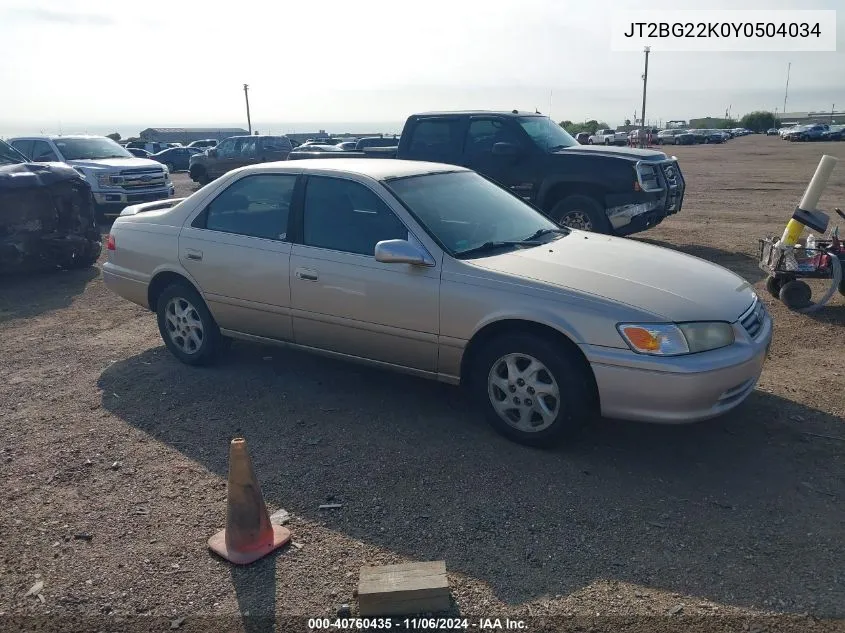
[1,136,844,633]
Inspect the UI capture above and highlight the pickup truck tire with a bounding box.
[190,166,209,186]
[473,332,592,446]
[164,162,176,174]
[587,139,594,145]
[549,195,610,233]
[604,139,611,145]
[156,282,222,366]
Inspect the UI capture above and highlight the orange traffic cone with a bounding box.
[207,437,291,565]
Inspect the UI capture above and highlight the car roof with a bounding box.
[249,158,467,180]
[412,110,543,118]
[10,134,110,141]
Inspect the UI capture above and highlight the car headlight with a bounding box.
[96,173,123,188]
[617,322,735,356]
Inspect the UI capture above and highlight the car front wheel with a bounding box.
[156,282,221,366]
[472,333,594,446]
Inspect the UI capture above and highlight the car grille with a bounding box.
[119,167,166,191]
[659,160,685,213]
[739,297,766,340]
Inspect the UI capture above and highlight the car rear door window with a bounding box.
[196,174,296,240]
[302,176,408,256]
[407,118,464,162]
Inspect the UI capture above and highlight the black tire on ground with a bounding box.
[471,332,595,447]
[779,280,812,310]
[155,281,221,366]
[765,275,784,299]
[549,194,610,233]
[587,139,593,145]
[838,277,845,297]
[165,162,176,174]
[190,167,209,186]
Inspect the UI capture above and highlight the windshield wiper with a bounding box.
[521,227,569,241]
[455,240,542,259]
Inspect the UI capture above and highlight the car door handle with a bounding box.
[295,267,318,281]
[184,248,203,261]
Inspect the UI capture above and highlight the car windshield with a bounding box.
[385,170,565,257]
[0,140,27,166]
[54,137,133,160]
[517,116,578,151]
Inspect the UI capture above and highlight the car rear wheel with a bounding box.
[156,282,221,366]
[472,333,594,446]
[549,195,610,233]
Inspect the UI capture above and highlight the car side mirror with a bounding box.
[374,239,434,266]
[492,142,520,156]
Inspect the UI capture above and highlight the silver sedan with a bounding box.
[102,159,771,445]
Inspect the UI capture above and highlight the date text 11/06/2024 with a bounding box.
[307,617,526,630]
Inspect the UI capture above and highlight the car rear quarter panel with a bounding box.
[103,219,184,308]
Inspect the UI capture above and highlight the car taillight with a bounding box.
[106,234,116,251]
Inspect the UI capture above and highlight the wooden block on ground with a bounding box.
[358,561,450,616]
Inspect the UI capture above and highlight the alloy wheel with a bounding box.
[487,352,561,432]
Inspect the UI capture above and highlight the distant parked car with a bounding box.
[151,146,203,172]
[688,129,724,144]
[188,135,294,185]
[336,141,358,150]
[355,137,400,150]
[784,124,828,142]
[188,139,219,150]
[821,125,843,141]
[126,140,169,154]
[766,128,779,136]
[127,147,152,158]
[656,129,694,145]
[575,132,590,144]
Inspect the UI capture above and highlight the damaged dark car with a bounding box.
[1,139,101,274]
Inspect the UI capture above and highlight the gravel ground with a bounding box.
[1,136,844,633]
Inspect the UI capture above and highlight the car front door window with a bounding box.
[216,140,236,159]
[302,176,408,256]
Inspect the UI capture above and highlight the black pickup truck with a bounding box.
[287,110,686,236]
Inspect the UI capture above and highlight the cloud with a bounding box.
[5,6,114,26]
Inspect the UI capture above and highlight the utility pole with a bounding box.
[831,104,836,125]
[782,62,791,118]
[243,83,252,135]
[639,46,650,148]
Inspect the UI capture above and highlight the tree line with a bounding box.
[560,111,781,136]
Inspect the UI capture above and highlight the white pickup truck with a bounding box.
[9,135,175,222]
[588,129,628,146]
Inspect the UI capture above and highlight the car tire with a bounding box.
[165,162,176,174]
[472,332,594,446]
[549,195,610,233]
[765,275,784,299]
[190,166,209,186]
[779,280,812,310]
[156,282,221,366]
[838,277,845,297]
[587,139,593,145]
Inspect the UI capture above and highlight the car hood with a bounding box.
[555,145,668,161]
[67,157,164,171]
[466,231,756,322]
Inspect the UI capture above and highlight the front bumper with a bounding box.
[582,303,772,424]
[93,185,175,214]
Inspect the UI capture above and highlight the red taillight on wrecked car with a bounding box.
[106,234,116,251]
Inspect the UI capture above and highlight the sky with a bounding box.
[1,0,843,138]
